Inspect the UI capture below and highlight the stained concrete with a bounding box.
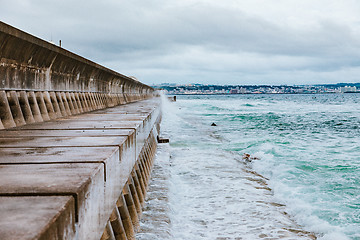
[0,97,161,240]
[0,21,161,240]
[0,163,103,202]
[16,120,143,130]
[0,129,134,137]
[0,136,128,148]
[0,21,152,95]
[10,98,161,157]
[66,113,147,121]
[0,196,75,240]
[0,147,119,181]
[0,163,105,238]
[0,146,129,240]
[0,147,118,164]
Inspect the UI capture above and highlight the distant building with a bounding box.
[239,87,246,94]
[340,86,357,93]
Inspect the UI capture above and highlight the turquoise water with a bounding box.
[138,93,360,239]
[175,94,360,239]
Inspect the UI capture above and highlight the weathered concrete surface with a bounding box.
[0,21,152,97]
[15,120,146,157]
[0,21,161,240]
[0,147,119,181]
[0,136,128,148]
[66,113,147,121]
[0,146,116,162]
[0,146,129,240]
[0,97,161,240]
[0,196,75,240]
[16,120,143,130]
[0,130,138,192]
[0,163,102,195]
[12,98,161,156]
[0,163,105,239]
[0,129,134,137]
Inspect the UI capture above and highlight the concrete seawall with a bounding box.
[0,21,161,240]
[0,21,154,129]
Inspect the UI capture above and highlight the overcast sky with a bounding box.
[1,0,360,85]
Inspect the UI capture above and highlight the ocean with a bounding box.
[136,93,360,240]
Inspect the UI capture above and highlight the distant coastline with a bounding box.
[168,92,360,95]
[153,83,360,95]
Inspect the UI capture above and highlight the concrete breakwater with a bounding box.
[0,21,161,240]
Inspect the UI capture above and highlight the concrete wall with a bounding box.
[0,21,162,240]
[0,21,156,129]
[0,21,152,96]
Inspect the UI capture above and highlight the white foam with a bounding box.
[139,94,360,239]
[138,95,318,239]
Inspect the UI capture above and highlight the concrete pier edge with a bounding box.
[0,21,162,240]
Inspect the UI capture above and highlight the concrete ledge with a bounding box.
[0,196,75,240]
[0,97,161,240]
[0,136,128,148]
[0,129,134,137]
[13,98,161,156]
[0,163,104,239]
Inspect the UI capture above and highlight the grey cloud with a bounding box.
[1,0,360,84]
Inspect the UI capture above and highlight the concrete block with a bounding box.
[16,119,141,130]
[0,163,106,240]
[70,93,81,114]
[35,91,50,121]
[65,92,77,115]
[66,113,146,121]
[0,96,161,239]
[0,136,128,148]
[18,91,35,124]
[0,196,76,240]
[49,91,63,118]
[0,129,134,138]
[0,146,123,233]
[0,90,16,128]
[59,92,72,116]
[42,91,57,119]
[0,127,137,217]
[8,91,26,127]
[56,92,68,117]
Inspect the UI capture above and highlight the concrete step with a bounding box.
[0,163,104,239]
[0,97,161,240]
[0,196,75,240]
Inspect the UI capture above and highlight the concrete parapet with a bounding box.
[0,21,153,97]
[0,89,157,130]
[0,21,155,130]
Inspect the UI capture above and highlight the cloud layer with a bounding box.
[1,0,360,85]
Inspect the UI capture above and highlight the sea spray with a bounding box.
[138,93,360,239]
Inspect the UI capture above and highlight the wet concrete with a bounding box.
[0,22,161,240]
[0,196,76,240]
[0,136,128,148]
[0,97,161,240]
[0,129,134,137]
[0,163,105,239]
